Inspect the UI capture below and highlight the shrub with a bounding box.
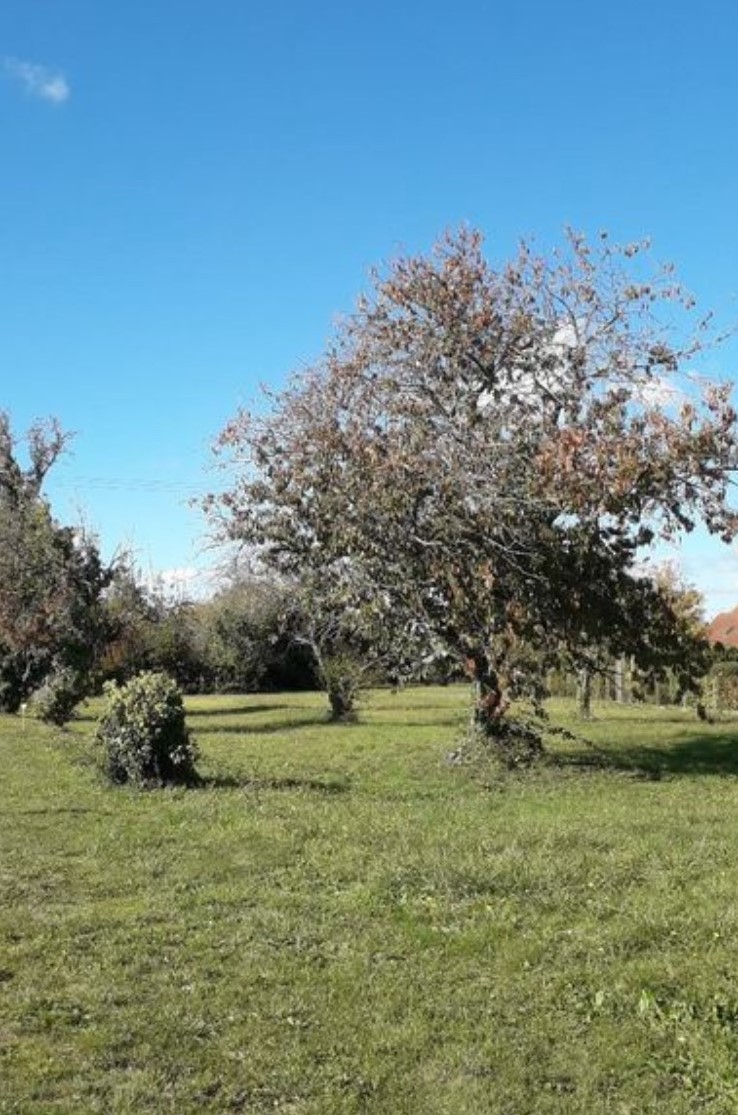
[96,671,199,787]
[30,666,86,726]
[709,661,738,713]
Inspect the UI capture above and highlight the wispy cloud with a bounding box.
[3,57,70,104]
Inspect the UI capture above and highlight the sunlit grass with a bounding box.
[2,689,738,1112]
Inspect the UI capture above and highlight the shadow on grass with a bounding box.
[581,713,726,724]
[370,716,466,729]
[73,710,98,723]
[198,772,351,794]
[557,730,738,778]
[4,806,114,816]
[185,703,300,718]
[194,715,344,736]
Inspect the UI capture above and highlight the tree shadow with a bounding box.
[74,701,314,724]
[556,729,738,778]
[186,703,304,718]
[72,710,98,723]
[2,806,114,817]
[194,715,345,736]
[370,716,466,729]
[197,772,351,794]
[581,713,721,725]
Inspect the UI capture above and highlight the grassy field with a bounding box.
[3,688,738,1113]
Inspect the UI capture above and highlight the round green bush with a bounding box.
[30,666,86,726]
[96,671,199,786]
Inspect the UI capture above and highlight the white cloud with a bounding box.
[633,375,683,408]
[3,57,70,104]
[159,567,200,588]
[145,566,217,602]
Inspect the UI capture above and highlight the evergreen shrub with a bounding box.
[96,671,199,786]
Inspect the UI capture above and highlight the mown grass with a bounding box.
[3,688,738,1113]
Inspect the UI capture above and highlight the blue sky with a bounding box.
[2,0,738,614]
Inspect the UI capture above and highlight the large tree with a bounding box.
[206,229,738,750]
[0,413,112,712]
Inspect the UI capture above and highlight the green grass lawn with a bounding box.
[3,688,738,1113]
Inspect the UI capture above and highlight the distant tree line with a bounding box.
[0,415,319,722]
[99,563,320,694]
[1,406,736,738]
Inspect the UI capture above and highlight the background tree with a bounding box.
[287,567,442,720]
[203,572,317,694]
[100,561,320,695]
[99,562,213,690]
[206,229,738,754]
[570,564,710,719]
[0,413,113,714]
[99,559,162,683]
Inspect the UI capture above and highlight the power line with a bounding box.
[51,476,212,494]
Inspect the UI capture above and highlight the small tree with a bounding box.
[286,562,442,720]
[30,666,89,726]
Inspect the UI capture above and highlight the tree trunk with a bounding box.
[577,666,593,720]
[327,684,357,722]
[466,650,508,733]
[614,656,625,704]
[306,636,360,722]
[460,648,544,766]
[628,655,636,703]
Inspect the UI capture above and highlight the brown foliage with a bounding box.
[206,228,737,716]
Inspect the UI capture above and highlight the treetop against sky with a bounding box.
[1,0,738,611]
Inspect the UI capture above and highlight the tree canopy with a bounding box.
[206,229,738,740]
